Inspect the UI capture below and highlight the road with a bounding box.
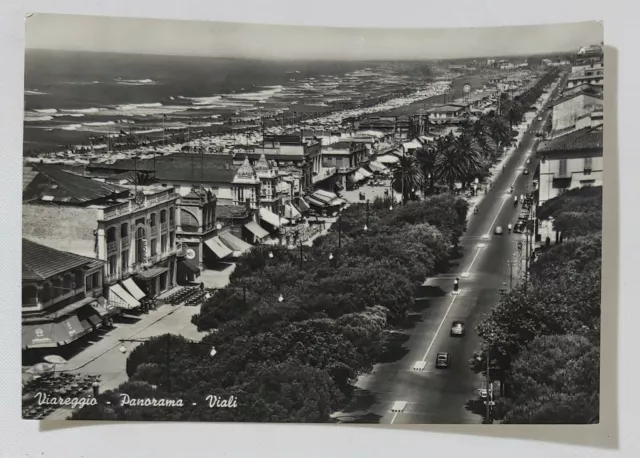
[335,78,563,425]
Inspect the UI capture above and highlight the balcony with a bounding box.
[161,221,168,232]
[107,241,118,253]
[150,226,158,236]
[104,271,121,283]
[121,236,130,247]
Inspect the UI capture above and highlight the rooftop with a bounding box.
[23,238,103,281]
[23,164,129,204]
[216,205,250,220]
[538,126,603,154]
[551,89,603,108]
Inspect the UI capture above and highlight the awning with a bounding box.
[378,154,400,164]
[136,267,168,279]
[260,208,289,228]
[283,203,302,220]
[219,232,252,257]
[22,315,90,349]
[305,195,328,208]
[122,278,146,301]
[353,171,365,182]
[108,283,141,310]
[245,221,269,240]
[295,197,310,212]
[178,258,201,277]
[368,161,387,172]
[402,140,422,150]
[204,236,233,259]
[313,189,339,202]
[358,167,372,178]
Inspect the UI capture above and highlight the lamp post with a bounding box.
[364,199,370,231]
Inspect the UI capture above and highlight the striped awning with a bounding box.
[283,203,302,220]
[260,208,289,228]
[358,167,373,178]
[245,221,269,239]
[204,236,233,259]
[219,232,252,257]
[122,278,146,301]
[108,283,140,310]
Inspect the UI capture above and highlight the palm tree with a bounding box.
[433,133,481,192]
[487,116,512,159]
[415,146,439,195]
[506,101,524,130]
[392,156,423,205]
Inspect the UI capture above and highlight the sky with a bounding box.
[25,14,603,60]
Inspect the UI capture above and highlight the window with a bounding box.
[180,209,200,232]
[169,207,175,224]
[121,250,129,271]
[108,255,117,275]
[161,234,167,253]
[160,209,167,223]
[22,285,38,307]
[74,270,84,289]
[558,159,568,177]
[86,274,93,291]
[150,213,157,227]
[106,226,117,243]
[51,278,62,297]
[63,274,73,292]
[584,157,593,174]
[120,223,129,239]
[169,231,175,249]
[150,238,157,256]
[92,272,100,289]
[135,226,146,264]
[41,283,51,303]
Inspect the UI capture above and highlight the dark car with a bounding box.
[523,168,530,175]
[435,352,451,368]
[513,221,525,234]
[450,321,465,336]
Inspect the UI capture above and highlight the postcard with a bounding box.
[21,14,603,424]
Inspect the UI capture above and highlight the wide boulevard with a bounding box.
[336,82,561,425]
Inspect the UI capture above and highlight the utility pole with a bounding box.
[486,350,492,424]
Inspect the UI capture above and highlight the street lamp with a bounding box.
[364,199,370,231]
[278,293,284,303]
[328,252,334,261]
[268,251,274,259]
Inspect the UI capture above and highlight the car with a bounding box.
[513,221,525,233]
[494,225,503,235]
[435,352,450,368]
[450,321,465,336]
[537,116,543,121]
[523,168,529,175]
[526,158,531,164]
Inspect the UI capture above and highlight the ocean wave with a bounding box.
[61,108,101,114]
[35,108,58,114]
[116,102,163,111]
[62,124,83,131]
[84,121,116,126]
[24,115,54,122]
[225,85,284,102]
[25,89,47,96]
[115,78,158,86]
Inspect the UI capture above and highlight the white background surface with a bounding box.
[0,1,637,457]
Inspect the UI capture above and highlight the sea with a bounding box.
[23,50,436,153]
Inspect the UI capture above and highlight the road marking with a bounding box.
[465,244,484,272]
[389,401,407,424]
[487,196,509,234]
[413,361,426,370]
[421,293,459,362]
[391,411,400,424]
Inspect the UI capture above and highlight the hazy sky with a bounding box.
[26,14,603,60]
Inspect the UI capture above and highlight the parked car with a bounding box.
[435,352,451,368]
[537,116,543,121]
[513,221,525,233]
[494,225,503,235]
[450,321,465,336]
[523,168,529,175]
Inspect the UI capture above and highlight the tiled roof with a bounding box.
[22,239,102,281]
[90,153,237,184]
[537,126,603,154]
[23,164,128,204]
[551,90,603,108]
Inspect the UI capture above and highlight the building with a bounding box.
[566,67,604,88]
[321,141,368,169]
[87,153,237,204]
[22,239,111,351]
[427,104,466,121]
[536,125,603,206]
[575,45,604,66]
[22,165,181,300]
[550,88,603,134]
[258,135,322,193]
